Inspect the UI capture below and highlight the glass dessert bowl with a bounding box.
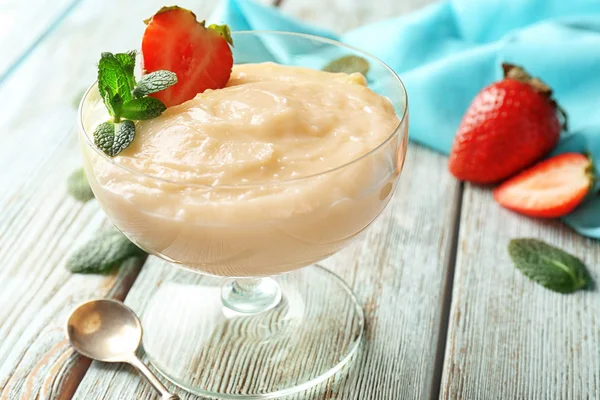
[79,31,408,399]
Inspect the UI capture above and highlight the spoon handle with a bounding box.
[128,355,179,400]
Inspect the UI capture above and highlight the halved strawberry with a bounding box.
[493,153,593,218]
[141,6,233,107]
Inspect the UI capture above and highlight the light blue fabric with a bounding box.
[211,0,600,239]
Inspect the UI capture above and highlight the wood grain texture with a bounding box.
[2,0,598,398]
[0,0,80,80]
[441,184,600,399]
[73,142,460,400]
[304,145,460,400]
[1,0,452,399]
[0,55,144,395]
[0,97,146,394]
[68,0,455,399]
[0,0,212,397]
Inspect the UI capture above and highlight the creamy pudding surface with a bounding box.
[82,62,406,276]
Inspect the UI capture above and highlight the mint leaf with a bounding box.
[93,121,115,155]
[115,50,137,91]
[93,120,135,157]
[67,229,146,274]
[112,120,135,155]
[508,239,590,293]
[208,23,233,46]
[121,97,166,120]
[67,168,94,202]
[93,51,173,156]
[322,55,370,76]
[132,70,178,97]
[98,52,133,119]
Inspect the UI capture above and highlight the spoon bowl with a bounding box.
[66,299,180,400]
[67,299,142,362]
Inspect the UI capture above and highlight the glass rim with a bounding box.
[78,30,409,188]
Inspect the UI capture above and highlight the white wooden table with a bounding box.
[1,0,598,399]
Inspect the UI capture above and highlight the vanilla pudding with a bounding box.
[81,62,406,277]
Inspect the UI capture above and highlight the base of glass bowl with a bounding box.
[141,264,364,399]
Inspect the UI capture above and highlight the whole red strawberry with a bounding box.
[448,63,567,184]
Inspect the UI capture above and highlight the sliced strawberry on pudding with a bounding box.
[493,153,593,218]
[141,6,234,107]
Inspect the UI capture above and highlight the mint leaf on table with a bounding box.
[508,238,591,294]
[132,70,178,97]
[67,168,94,202]
[322,55,370,76]
[93,120,135,157]
[67,229,146,274]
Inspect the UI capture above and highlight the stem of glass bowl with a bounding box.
[221,277,282,314]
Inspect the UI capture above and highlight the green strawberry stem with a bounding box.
[502,62,568,131]
[583,152,598,190]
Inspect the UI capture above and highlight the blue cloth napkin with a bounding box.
[211,0,600,239]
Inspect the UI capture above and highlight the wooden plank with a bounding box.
[303,145,461,400]
[441,184,600,399]
[0,0,80,81]
[0,0,217,398]
[0,102,144,399]
[71,1,456,398]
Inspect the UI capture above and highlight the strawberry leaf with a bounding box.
[121,97,166,120]
[208,23,233,46]
[508,238,590,293]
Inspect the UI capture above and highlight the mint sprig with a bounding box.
[94,51,177,157]
[508,238,591,294]
[67,229,146,274]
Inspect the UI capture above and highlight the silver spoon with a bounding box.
[66,299,179,400]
